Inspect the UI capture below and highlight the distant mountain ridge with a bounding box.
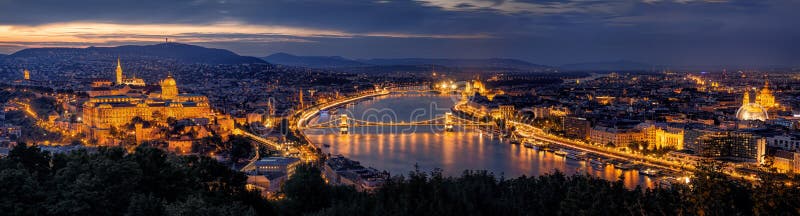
[262,53,552,71]
[7,43,266,65]
[360,58,548,69]
[559,60,653,71]
[263,53,367,68]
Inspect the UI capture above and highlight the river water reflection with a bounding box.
[304,93,655,188]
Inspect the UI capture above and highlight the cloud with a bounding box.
[643,0,730,4]
[0,0,797,65]
[418,0,629,14]
[0,21,490,52]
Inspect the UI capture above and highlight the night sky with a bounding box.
[1,0,798,66]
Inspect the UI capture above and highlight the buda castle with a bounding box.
[82,59,218,146]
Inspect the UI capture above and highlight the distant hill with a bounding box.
[339,65,448,74]
[263,52,551,71]
[360,58,549,70]
[559,60,653,71]
[7,43,266,65]
[263,53,367,68]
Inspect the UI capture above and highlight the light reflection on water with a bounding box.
[305,93,655,188]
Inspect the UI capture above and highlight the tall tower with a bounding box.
[115,57,123,84]
[298,88,304,109]
[23,69,30,80]
[743,89,750,106]
[267,98,275,116]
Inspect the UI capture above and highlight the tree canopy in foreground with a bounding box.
[1,144,799,216]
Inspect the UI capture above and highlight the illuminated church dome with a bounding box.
[736,103,768,121]
[755,80,776,109]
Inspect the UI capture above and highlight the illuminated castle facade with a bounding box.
[83,73,213,144]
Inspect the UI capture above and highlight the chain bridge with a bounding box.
[305,112,494,134]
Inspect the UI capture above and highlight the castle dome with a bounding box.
[736,103,768,121]
[162,75,177,86]
[160,74,179,100]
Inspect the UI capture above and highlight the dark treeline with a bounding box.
[283,165,800,216]
[2,144,800,216]
[0,143,272,216]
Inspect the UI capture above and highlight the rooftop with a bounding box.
[255,157,301,166]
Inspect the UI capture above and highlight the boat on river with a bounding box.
[614,161,635,170]
[523,142,534,148]
[561,148,585,160]
[566,153,580,160]
[590,160,606,169]
[639,168,661,177]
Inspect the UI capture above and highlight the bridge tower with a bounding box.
[444,112,454,131]
[339,114,349,134]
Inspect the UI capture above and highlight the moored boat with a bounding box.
[590,160,605,169]
[614,162,634,170]
[566,153,580,160]
[523,142,534,148]
[640,168,661,176]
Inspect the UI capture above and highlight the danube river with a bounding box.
[304,92,655,188]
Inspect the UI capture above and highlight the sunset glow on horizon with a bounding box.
[0,21,490,53]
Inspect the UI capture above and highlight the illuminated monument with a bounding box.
[115,58,123,84]
[469,79,504,101]
[755,80,776,109]
[115,58,146,86]
[83,72,213,145]
[160,74,179,100]
[736,89,768,121]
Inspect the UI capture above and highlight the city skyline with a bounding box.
[1,1,800,215]
[1,0,799,66]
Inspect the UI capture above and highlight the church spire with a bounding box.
[115,57,123,84]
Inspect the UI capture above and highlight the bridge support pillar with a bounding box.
[339,114,349,134]
[444,112,454,132]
